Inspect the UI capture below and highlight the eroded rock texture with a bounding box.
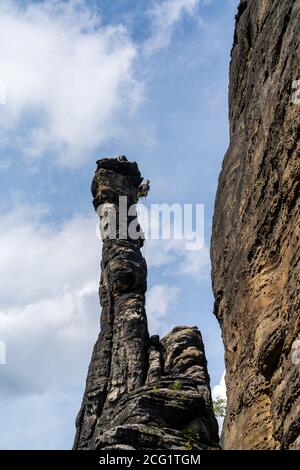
[211,0,300,450]
[74,157,219,450]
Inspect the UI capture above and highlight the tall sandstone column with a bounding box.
[74,157,219,450]
[211,0,300,449]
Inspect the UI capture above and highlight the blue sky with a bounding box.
[0,0,239,449]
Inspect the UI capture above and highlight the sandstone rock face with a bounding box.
[74,157,219,450]
[211,0,300,450]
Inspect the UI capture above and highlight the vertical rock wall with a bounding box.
[211,0,300,450]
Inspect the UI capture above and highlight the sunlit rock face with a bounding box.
[211,0,300,450]
[74,157,219,450]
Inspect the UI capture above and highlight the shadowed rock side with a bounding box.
[74,157,219,450]
[211,0,300,450]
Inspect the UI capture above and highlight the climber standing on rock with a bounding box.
[137,179,150,199]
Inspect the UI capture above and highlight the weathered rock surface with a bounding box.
[211,0,300,450]
[74,157,219,450]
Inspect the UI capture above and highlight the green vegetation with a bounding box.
[169,381,182,391]
[185,441,193,450]
[213,396,226,418]
[151,386,160,393]
[183,428,201,450]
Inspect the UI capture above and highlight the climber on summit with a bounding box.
[117,155,128,162]
[137,179,150,199]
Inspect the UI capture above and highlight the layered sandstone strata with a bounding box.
[211,0,300,450]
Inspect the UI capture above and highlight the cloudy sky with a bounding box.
[0,0,238,449]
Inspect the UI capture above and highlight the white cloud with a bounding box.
[0,0,207,166]
[0,0,142,167]
[144,0,201,54]
[178,244,210,278]
[0,204,99,306]
[146,284,180,334]
[0,204,100,395]
[212,371,226,400]
[144,238,210,280]
[138,203,210,279]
